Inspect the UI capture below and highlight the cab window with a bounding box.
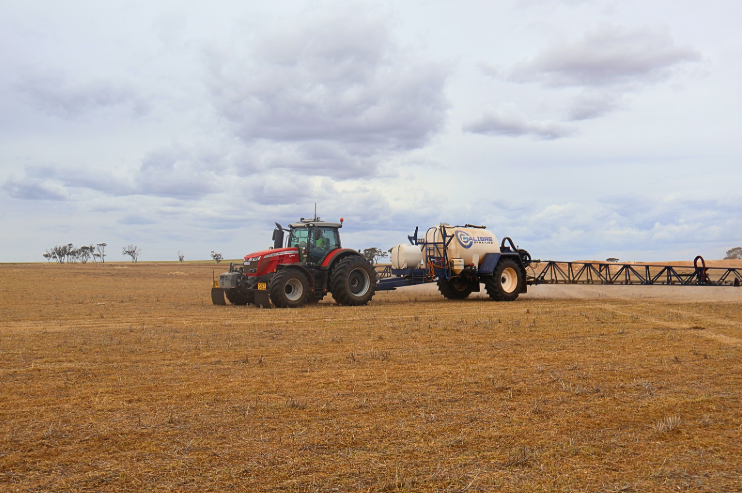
[313,228,340,250]
[288,228,309,248]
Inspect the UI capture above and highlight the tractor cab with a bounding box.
[274,218,342,264]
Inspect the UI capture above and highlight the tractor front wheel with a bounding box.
[330,256,376,306]
[484,258,523,302]
[270,269,309,308]
[226,288,252,305]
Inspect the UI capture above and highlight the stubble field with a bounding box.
[1,262,741,492]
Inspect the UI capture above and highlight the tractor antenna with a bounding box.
[314,203,317,221]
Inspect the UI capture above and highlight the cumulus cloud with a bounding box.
[510,24,701,88]
[1,144,227,202]
[17,70,150,119]
[207,8,450,178]
[464,103,577,139]
[476,195,742,260]
[566,91,621,120]
[134,146,225,199]
[500,24,703,122]
[119,214,157,225]
[2,169,70,201]
[516,0,594,7]
[476,61,500,79]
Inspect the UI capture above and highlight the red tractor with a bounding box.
[211,217,376,308]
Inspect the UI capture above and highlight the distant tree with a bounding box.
[178,251,185,263]
[43,251,52,263]
[724,247,742,260]
[78,245,94,264]
[65,243,76,263]
[362,247,389,264]
[606,258,620,263]
[122,244,141,263]
[51,244,70,264]
[211,251,223,263]
[96,243,107,263]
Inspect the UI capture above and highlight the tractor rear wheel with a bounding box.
[330,256,376,306]
[226,288,251,305]
[484,258,523,302]
[270,269,309,308]
[437,277,474,299]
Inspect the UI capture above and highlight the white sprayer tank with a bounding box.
[425,224,499,272]
[390,244,423,269]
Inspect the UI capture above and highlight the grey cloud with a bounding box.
[119,214,157,225]
[510,24,701,88]
[464,104,577,139]
[17,70,150,119]
[599,195,740,233]
[517,0,594,7]
[207,9,450,178]
[476,61,500,79]
[135,147,223,199]
[566,91,620,120]
[250,174,316,206]
[262,142,382,180]
[1,172,70,201]
[1,145,225,202]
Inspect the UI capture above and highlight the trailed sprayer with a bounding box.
[381,223,532,301]
[211,218,741,307]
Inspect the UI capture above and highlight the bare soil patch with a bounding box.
[1,263,741,492]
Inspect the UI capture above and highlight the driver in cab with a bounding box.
[311,229,330,262]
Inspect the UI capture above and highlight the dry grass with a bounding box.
[1,262,741,492]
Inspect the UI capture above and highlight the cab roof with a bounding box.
[289,221,342,229]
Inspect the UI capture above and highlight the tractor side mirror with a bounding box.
[272,226,284,249]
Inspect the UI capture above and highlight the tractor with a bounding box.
[211,217,376,308]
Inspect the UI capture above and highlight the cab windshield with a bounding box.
[288,228,310,248]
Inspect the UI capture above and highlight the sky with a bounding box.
[1,0,741,262]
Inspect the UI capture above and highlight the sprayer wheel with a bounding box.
[485,258,523,302]
[330,256,376,306]
[437,277,474,300]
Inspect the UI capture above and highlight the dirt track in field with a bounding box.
[1,262,741,492]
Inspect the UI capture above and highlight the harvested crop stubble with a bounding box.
[0,262,741,492]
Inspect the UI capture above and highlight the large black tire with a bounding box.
[270,269,309,308]
[226,288,251,305]
[484,258,524,302]
[437,277,474,300]
[330,256,376,306]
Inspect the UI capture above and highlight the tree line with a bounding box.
[44,243,108,264]
[43,243,143,263]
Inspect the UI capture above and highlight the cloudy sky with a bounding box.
[2,0,740,262]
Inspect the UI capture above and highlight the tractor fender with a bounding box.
[275,264,316,289]
[321,248,363,269]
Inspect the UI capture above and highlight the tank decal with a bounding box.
[455,230,495,249]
